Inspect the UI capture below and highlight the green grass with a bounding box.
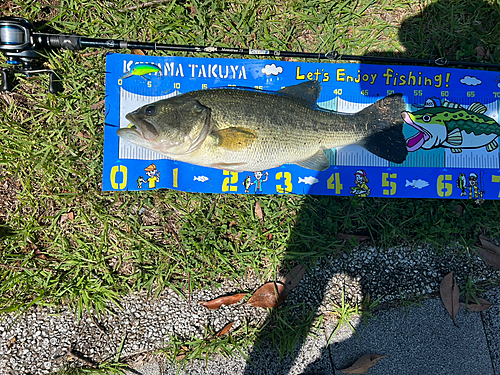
[1,0,500,372]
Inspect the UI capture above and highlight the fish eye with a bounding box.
[145,105,156,116]
[422,114,431,122]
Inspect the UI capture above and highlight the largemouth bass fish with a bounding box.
[118,81,408,172]
[402,100,500,153]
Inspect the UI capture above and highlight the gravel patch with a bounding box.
[1,243,499,374]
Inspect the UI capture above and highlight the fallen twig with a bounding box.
[119,0,171,12]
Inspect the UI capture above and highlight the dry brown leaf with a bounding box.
[60,212,74,224]
[247,282,286,308]
[475,247,500,269]
[176,345,189,361]
[479,234,500,254]
[337,233,370,242]
[340,354,386,374]
[90,100,105,110]
[465,298,493,312]
[131,49,146,55]
[77,131,91,139]
[199,293,247,310]
[33,249,48,260]
[216,322,234,336]
[475,46,490,59]
[440,272,460,323]
[453,204,464,217]
[7,336,16,349]
[281,264,306,295]
[255,201,263,224]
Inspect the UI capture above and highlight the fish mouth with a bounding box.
[124,111,159,140]
[401,111,431,152]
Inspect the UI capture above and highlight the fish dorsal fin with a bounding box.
[468,102,487,114]
[278,81,321,106]
[212,127,257,151]
[296,150,330,171]
[442,99,461,109]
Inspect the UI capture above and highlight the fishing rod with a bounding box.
[1,16,499,93]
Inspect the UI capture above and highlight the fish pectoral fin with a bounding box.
[450,148,463,153]
[212,127,257,151]
[296,150,330,171]
[446,128,463,146]
[486,139,499,152]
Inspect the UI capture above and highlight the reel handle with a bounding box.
[1,68,14,92]
[49,71,62,94]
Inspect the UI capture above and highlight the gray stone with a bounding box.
[481,287,500,375]
[326,298,494,375]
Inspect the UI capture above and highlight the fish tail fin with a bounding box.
[357,94,408,164]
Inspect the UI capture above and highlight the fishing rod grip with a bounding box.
[35,33,82,50]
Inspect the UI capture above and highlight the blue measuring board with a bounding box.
[103,53,500,201]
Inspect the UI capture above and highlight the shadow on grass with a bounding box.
[242,1,500,374]
[0,225,14,239]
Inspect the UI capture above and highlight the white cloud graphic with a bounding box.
[261,64,283,76]
[460,76,482,86]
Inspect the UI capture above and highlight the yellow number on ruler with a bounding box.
[492,175,500,197]
[437,174,453,197]
[110,165,127,189]
[173,168,178,188]
[327,173,343,194]
[276,172,292,193]
[382,173,397,196]
[222,170,238,192]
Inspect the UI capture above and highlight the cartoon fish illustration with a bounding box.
[243,175,252,192]
[120,64,162,80]
[402,101,500,153]
[298,176,319,185]
[118,81,408,172]
[193,175,209,182]
[456,172,467,196]
[405,179,429,189]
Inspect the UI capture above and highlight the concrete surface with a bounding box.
[125,287,500,375]
[2,244,500,375]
